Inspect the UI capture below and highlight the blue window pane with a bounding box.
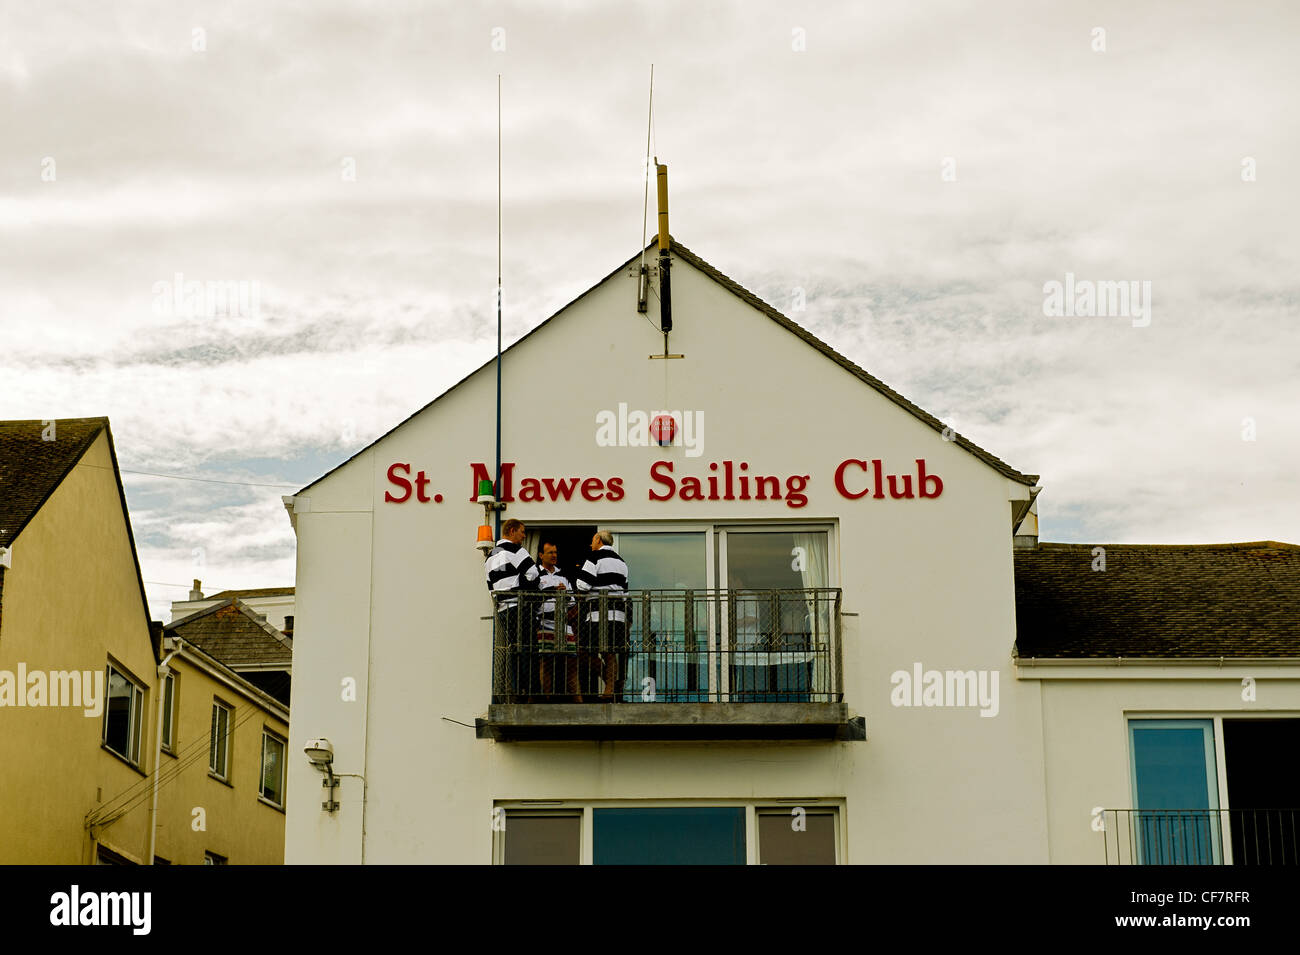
[1131,721,1219,865]
[594,808,745,865]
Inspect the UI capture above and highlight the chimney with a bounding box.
[189,578,203,601]
[284,614,294,639]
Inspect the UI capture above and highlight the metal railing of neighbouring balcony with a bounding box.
[488,588,843,705]
[1099,808,1300,865]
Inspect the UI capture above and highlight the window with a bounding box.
[260,730,286,806]
[1129,719,1221,864]
[161,672,176,752]
[720,529,830,703]
[594,807,746,865]
[758,808,837,864]
[96,845,134,865]
[501,812,582,865]
[497,801,843,864]
[103,664,145,764]
[204,851,227,865]
[209,701,233,780]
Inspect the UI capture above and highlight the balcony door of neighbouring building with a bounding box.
[1223,718,1300,865]
[1129,719,1222,864]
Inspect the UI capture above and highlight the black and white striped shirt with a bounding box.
[485,540,540,608]
[538,566,574,634]
[576,545,629,622]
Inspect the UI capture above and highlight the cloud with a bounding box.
[3,0,1297,622]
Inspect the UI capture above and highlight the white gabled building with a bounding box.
[283,236,1052,864]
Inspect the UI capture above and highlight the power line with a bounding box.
[78,461,301,489]
[120,468,300,488]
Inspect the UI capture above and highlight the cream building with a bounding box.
[0,418,160,864]
[0,418,290,865]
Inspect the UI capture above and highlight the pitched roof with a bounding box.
[165,597,293,668]
[1014,541,1300,659]
[296,239,1037,495]
[0,418,107,547]
[0,417,155,640]
[206,586,295,599]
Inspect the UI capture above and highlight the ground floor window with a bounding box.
[500,812,582,865]
[495,800,842,864]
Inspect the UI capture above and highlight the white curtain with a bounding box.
[789,532,829,677]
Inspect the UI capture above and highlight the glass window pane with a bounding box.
[503,814,581,865]
[161,676,174,748]
[616,533,709,702]
[1130,720,1218,864]
[724,531,827,590]
[209,706,218,771]
[759,811,836,864]
[211,704,230,776]
[594,807,745,864]
[104,667,131,757]
[132,686,143,761]
[262,735,284,803]
[723,531,829,702]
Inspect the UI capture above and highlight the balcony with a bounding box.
[1098,809,1300,865]
[475,588,864,742]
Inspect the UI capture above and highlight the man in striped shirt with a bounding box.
[576,529,630,703]
[486,518,540,702]
[537,541,579,700]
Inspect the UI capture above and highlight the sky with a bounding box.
[2,0,1296,621]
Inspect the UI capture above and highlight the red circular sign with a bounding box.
[650,414,677,446]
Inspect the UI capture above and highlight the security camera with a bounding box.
[304,738,334,768]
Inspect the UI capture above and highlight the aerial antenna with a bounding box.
[494,73,503,537]
[637,65,654,313]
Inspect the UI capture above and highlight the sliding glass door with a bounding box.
[718,529,830,702]
[614,531,710,702]
[608,525,834,702]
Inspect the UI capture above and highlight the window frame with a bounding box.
[1127,718,1221,865]
[600,522,838,702]
[493,798,845,864]
[259,728,287,807]
[755,805,840,865]
[160,670,177,753]
[209,698,234,781]
[102,661,146,766]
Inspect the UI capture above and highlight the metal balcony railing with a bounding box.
[489,588,842,704]
[1098,809,1300,865]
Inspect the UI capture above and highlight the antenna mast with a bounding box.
[494,73,503,537]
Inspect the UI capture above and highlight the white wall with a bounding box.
[1028,668,1300,864]
[287,250,1048,863]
